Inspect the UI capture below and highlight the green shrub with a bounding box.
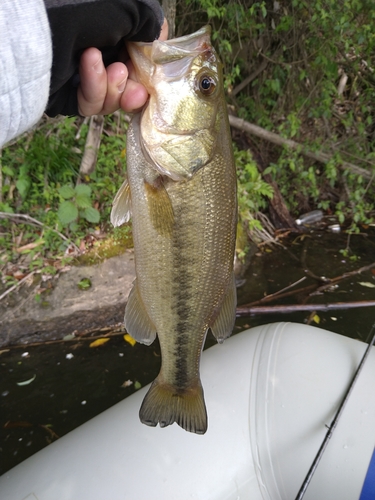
[179,0,375,226]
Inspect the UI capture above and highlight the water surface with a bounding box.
[1,229,374,474]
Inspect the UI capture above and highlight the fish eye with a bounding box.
[197,74,217,96]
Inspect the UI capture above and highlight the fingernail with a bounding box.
[93,58,104,74]
[117,78,127,93]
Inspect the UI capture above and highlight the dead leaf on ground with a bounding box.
[4,421,33,429]
[121,380,133,388]
[358,282,375,288]
[89,338,110,348]
[16,241,44,253]
[16,374,36,386]
[124,334,136,347]
[313,314,320,324]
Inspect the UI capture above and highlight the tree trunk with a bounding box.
[162,0,176,39]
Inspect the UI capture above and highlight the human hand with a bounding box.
[44,0,165,117]
[77,19,169,116]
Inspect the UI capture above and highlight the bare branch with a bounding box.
[231,59,268,97]
[241,261,375,308]
[162,0,176,39]
[0,271,37,302]
[228,115,373,180]
[0,212,80,252]
[236,300,375,316]
[78,115,104,180]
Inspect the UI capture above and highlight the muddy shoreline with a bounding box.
[0,252,135,347]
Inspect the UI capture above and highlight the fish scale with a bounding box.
[111,26,237,434]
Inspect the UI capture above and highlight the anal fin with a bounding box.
[124,280,156,345]
[210,273,237,344]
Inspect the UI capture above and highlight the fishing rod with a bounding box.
[295,322,375,500]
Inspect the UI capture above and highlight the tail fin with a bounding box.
[139,376,208,435]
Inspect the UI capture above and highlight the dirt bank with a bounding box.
[0,251,135,347]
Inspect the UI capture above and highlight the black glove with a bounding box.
[44,0,163,116]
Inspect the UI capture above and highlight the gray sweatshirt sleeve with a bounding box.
[0,0,52,148]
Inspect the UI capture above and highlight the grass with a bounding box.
[0,113,132,294]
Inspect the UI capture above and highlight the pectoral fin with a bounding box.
[210,273,237,344]
[110,178,131,227]
[144,179,174,237]
[124,281,157,345]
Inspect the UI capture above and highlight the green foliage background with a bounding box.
[1,0,374,282]
[177,0,375,229]
[0,115,129,283]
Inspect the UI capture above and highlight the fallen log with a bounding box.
[240,261,375,308]
[228,115,372,180]
[236,300,375,317]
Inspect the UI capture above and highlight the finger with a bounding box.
[159,18,169,41]
[78,47,107,116]
[99,62,129,115]
[119,78,149,113]
[126,59,137,82]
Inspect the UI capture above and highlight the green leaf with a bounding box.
[69,221,79,232]
[16,374,36,386]
[58,201,78,225]
[58,185,76,199]
[0,203,14,213]
[16,178,31,198]
[358,282,375,288]
[270,79,281,94]
[75,184,92,197]
[75,194,92,209]
[78,278,92,290]
[2,165,15,176]
[63,334,76,341]
[83,206,100,223]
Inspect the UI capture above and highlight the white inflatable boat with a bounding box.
[1,322,375,499]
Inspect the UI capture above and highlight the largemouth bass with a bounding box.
[111,26,237,434]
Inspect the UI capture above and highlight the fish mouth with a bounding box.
[129,25,219,182]
[130,26,212,65]
[126,26,216,91]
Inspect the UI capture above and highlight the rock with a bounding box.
[0,252,135,347]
